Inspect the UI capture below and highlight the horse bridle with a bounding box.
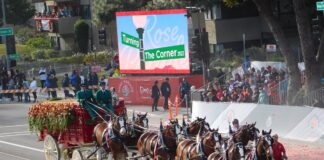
[260,134,273,158]
[234,142,245,160]
[196,131,222,158]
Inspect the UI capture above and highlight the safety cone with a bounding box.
[175,95,179,116]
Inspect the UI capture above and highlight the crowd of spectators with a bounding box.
[203,66,288,105]
[0,62,111,102]
[34,5,79,19]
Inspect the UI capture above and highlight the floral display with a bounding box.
[28,101,80,133]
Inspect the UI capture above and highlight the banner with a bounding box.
[116,9,190,74]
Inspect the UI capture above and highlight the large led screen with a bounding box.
[116,9,189,74]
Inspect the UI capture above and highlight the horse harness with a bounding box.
[143,133,158,156]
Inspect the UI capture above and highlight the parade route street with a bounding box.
[0,104,43,160]
[0,103,324,160]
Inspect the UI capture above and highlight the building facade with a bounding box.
[32,0,107,51]
[202,0,299,55]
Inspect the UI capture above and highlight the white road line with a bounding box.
[0,140,43,153]
[0,125,27,129]
[0,151,31,160]
[0,131,29,136]
[0,133,30,138]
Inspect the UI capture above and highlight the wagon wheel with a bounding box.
[71,149,84,160]
[44,135,61,160]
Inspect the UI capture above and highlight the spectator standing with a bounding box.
[151,80,160,112]
[179,78,191,107]
[70,70,81,96]
[101,75,109,87]
[49,66,56,76]
[258,87,269,104]
[111,87,119,106]
[272,134,287,160]
[8,76,15,101]
[39,67,47,88]
[160,77,171,110]
[16,75,23,102]
[29,77,37,102]
[45,74,51,99]
[205,82,216,102]
[251,87,260,103]
[81,62,90,79]
[90,72,99,90]
[22,78,30,102]
[62,73,70,98]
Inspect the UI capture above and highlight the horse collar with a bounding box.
[197,137,207,158]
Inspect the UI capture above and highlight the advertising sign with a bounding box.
[116,9,189,74]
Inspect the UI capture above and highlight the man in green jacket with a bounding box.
[76,83,97,119]
[96,82,114,114]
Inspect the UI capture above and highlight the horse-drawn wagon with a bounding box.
[28,99,126,160]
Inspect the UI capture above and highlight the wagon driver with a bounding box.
[76,83,97,120]
[96,82,114,115]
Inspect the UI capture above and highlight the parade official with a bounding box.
[161,77,171,111]
[76,83,97,119]
[96,82,114,114]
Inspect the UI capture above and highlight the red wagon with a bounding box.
[32,99,126,160]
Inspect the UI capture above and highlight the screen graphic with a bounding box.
[116,9,189,74]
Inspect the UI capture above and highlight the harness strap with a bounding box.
[179,141,191,160]
[197,137,206,158]
[150,135,158,155]
[142,133,151,155]
[186,142,196,159]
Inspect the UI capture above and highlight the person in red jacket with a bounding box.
[272,134,288,160]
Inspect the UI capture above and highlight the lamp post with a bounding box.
[132,15,147,70]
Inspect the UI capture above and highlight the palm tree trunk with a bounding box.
[252,0,301,105]
[293,0,322,96]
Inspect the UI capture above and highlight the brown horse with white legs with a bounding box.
[175,126,223,160]
[207,141,245,160]
[124,112,149,150]
[226,123,259,160]
[93,113,128,160]
[182,117,211,138]
[137,119,182,160]
[253,129,273,160]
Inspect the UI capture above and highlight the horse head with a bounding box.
[259,129,273,159]
[186,117,210,136]
[233,122,259,146]
[164,119,182,144]
[112,115,127,136]
[135,112,149,128]
[207,129,223,153]
[233,142,245,160]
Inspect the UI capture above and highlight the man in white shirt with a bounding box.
[29,77,37,102]
[39,67,47,88]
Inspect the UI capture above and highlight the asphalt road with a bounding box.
[0,103,43,160]
[0,103,323,160]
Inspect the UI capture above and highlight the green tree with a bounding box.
[15,26,35,44]
[93,0,149,25]
[4,0,35,25]
[26,37,51,49]
[145,0,187,10]
[74,20,89,54]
